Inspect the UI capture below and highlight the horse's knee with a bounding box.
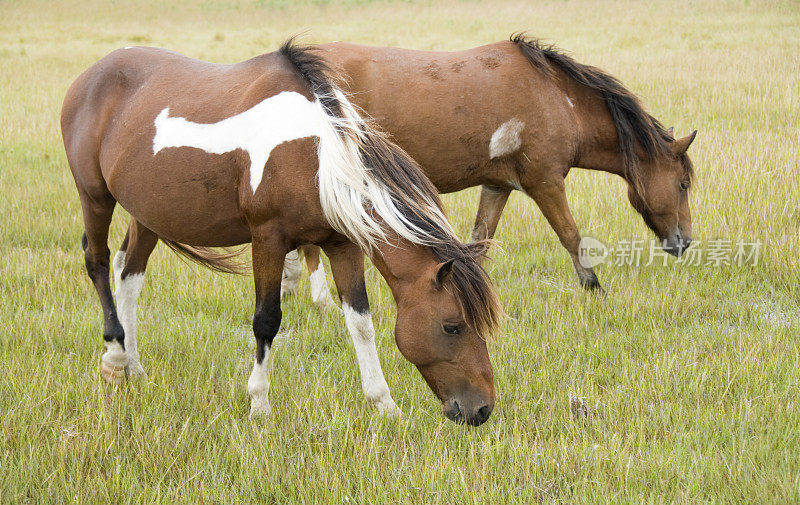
[84,249,109,282]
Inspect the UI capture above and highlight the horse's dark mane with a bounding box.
[511,34,693,195]
[280,38,502,336]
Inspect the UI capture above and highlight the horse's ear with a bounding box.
[667,126,674,137]
[434,259,456,289]
[671,130,697,155]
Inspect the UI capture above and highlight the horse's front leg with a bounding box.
[247,229,289,419]
[470,185,511,243]
[522,176,605,294]
[324,242,400,416]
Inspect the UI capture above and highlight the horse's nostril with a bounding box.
[447,400,465,423]
[476,404,492,423]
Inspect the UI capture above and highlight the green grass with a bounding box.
[1,0,799,503]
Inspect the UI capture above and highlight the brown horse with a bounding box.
[61,40,502,426]
[284,35,697,303]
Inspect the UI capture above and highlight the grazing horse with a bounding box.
[284,35,697,303]
[61,41,502,426]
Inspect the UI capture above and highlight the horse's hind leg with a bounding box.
[77,188,127,385]
[280,249,302,299]
[470,185,511,244]
[113,219,158,379]
[248,227,290,418]
[299,245,337,309]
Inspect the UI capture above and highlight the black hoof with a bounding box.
[580,274,606,296]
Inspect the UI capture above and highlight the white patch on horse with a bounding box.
[342,302,400,416]
[247,351,271,418]
[566,96,574,108]
[113,251,146,378]
[152,91,324,194]
[309,262,337,308]
[123,46,133,50]
[489,118,525,159]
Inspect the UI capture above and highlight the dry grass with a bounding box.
[1,0,799,503]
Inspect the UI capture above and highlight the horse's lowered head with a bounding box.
[391,244,502,427]
[626,129,697,256]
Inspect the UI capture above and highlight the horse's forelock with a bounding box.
[431,241,503,338]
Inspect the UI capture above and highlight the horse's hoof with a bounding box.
[248,401,272,420]
[374,397,402,418]
[100,360,126,386]
[100,346,128,386]
[125,361,148,381]
[315,298,339,310]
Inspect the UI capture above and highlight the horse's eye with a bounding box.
[443,324,460,335]
[680,181,690,191]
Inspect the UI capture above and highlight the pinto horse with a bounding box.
[61,41,502,426]
[284,35,697,303]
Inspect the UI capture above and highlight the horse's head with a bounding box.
[393,252,501,427]
[627,130,697,256]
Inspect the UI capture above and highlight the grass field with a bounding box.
[2,0,800,502]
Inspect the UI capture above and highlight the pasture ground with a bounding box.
[1,0,799,503]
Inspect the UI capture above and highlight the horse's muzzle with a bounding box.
[662,231,692,257]
[443,398,493,427]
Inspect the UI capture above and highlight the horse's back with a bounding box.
[62,47,311,246]
[319,41,577,191]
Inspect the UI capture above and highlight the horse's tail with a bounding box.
[161,239,249,275]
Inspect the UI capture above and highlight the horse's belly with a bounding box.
[107,150,251,247]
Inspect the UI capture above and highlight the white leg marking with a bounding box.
[489,118,525,159]
[309,262,337,309]
[247,351,271,419]
[113,251,147,379]
[280,250,302,299]
[100,340,127,386]
[342,302,400,416]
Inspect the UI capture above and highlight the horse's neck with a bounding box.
[368,239,434,300]
[572,89,628,178]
